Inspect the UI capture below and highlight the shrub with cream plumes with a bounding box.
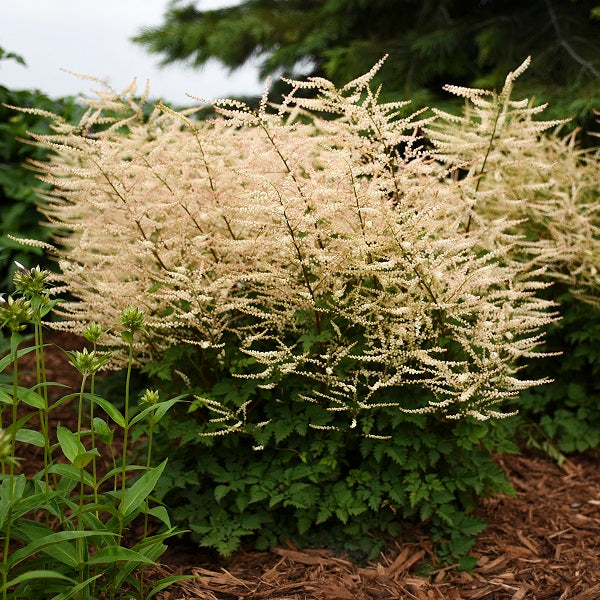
[19,63,564,561]
[426,58,600,458]
[27,62,554,424]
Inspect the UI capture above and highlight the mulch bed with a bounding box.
[8,331,600,599]
[152,448,600,600]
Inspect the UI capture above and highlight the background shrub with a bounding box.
[516,290,600,457]
[0,52,80,290]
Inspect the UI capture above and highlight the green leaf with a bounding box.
[80,502,123,521]
[48,464,96,489]
[39,298,60,318]
[84,393,125,427]
[130,528,181,553]
[119,459,167,518]
[5,414,33,436]
[214,485,230,502]
[15,427,45,447]
[30,380,70,393]
[49,574,102,600]
[147,505,171,528]
[96,464,145,488]
[146,575,198,599]
[0,571,75,595]
[56,425,84,464]
[8,530,107,569]
[41,540,79,568]
[0,385,45,409]
[0,474,26,504]
[86,546,155,565]
[0,344,38,373]
[129,396,185,427]
[73,449,100,469]
[13,491,61,520]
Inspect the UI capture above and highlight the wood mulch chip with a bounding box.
[6,331,600,599]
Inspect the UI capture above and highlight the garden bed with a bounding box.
[13,332,600,599]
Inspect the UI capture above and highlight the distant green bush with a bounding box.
[0,52,80,289]
[516,290,600,459]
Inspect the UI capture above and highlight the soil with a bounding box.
[6,331,600,600]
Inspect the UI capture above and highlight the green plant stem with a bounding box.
[34,323,53,514]
[143,411,155,538]
[76,373,88,592]
[1,524,9,600]
[139,410,156,600]
[2,334,20,600]
[9,334,18,479]
[76,375,87,446]
[119,342,134,538]
[90,342,99,508]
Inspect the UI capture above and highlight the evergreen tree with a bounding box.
[134,0,600,128]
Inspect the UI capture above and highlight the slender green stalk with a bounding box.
[76,375,88,446]
[118,342,134,538]
[143,411,155,536]
[9,335,19,479]
[34,322,53,514]
[1,521,8,600]
[76,373,88,592]
[90,342,99,508]
[2,334,20,600]
[139,409,156,600]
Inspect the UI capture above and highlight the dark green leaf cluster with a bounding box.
[0,81,81,290]
[515,289,600,455]
[146,345,516,564]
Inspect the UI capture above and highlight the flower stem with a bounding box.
[118,342,134,538]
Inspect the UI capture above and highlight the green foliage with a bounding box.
[134,0,600,131]
[0,269,190,599]
[147,347,517,564]
[0,63,81,289]
[516,290,600,455]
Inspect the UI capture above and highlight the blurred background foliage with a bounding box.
[1,49,82,290]
[134,0,600,134]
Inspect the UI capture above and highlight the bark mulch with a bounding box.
[154,451,600,600]
[8,331,600,599]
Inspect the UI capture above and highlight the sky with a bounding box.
[0,0,264,106]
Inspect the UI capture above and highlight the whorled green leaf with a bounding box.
[84,393,125,427]
[56,426,85,464]
[119,459,167,519]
